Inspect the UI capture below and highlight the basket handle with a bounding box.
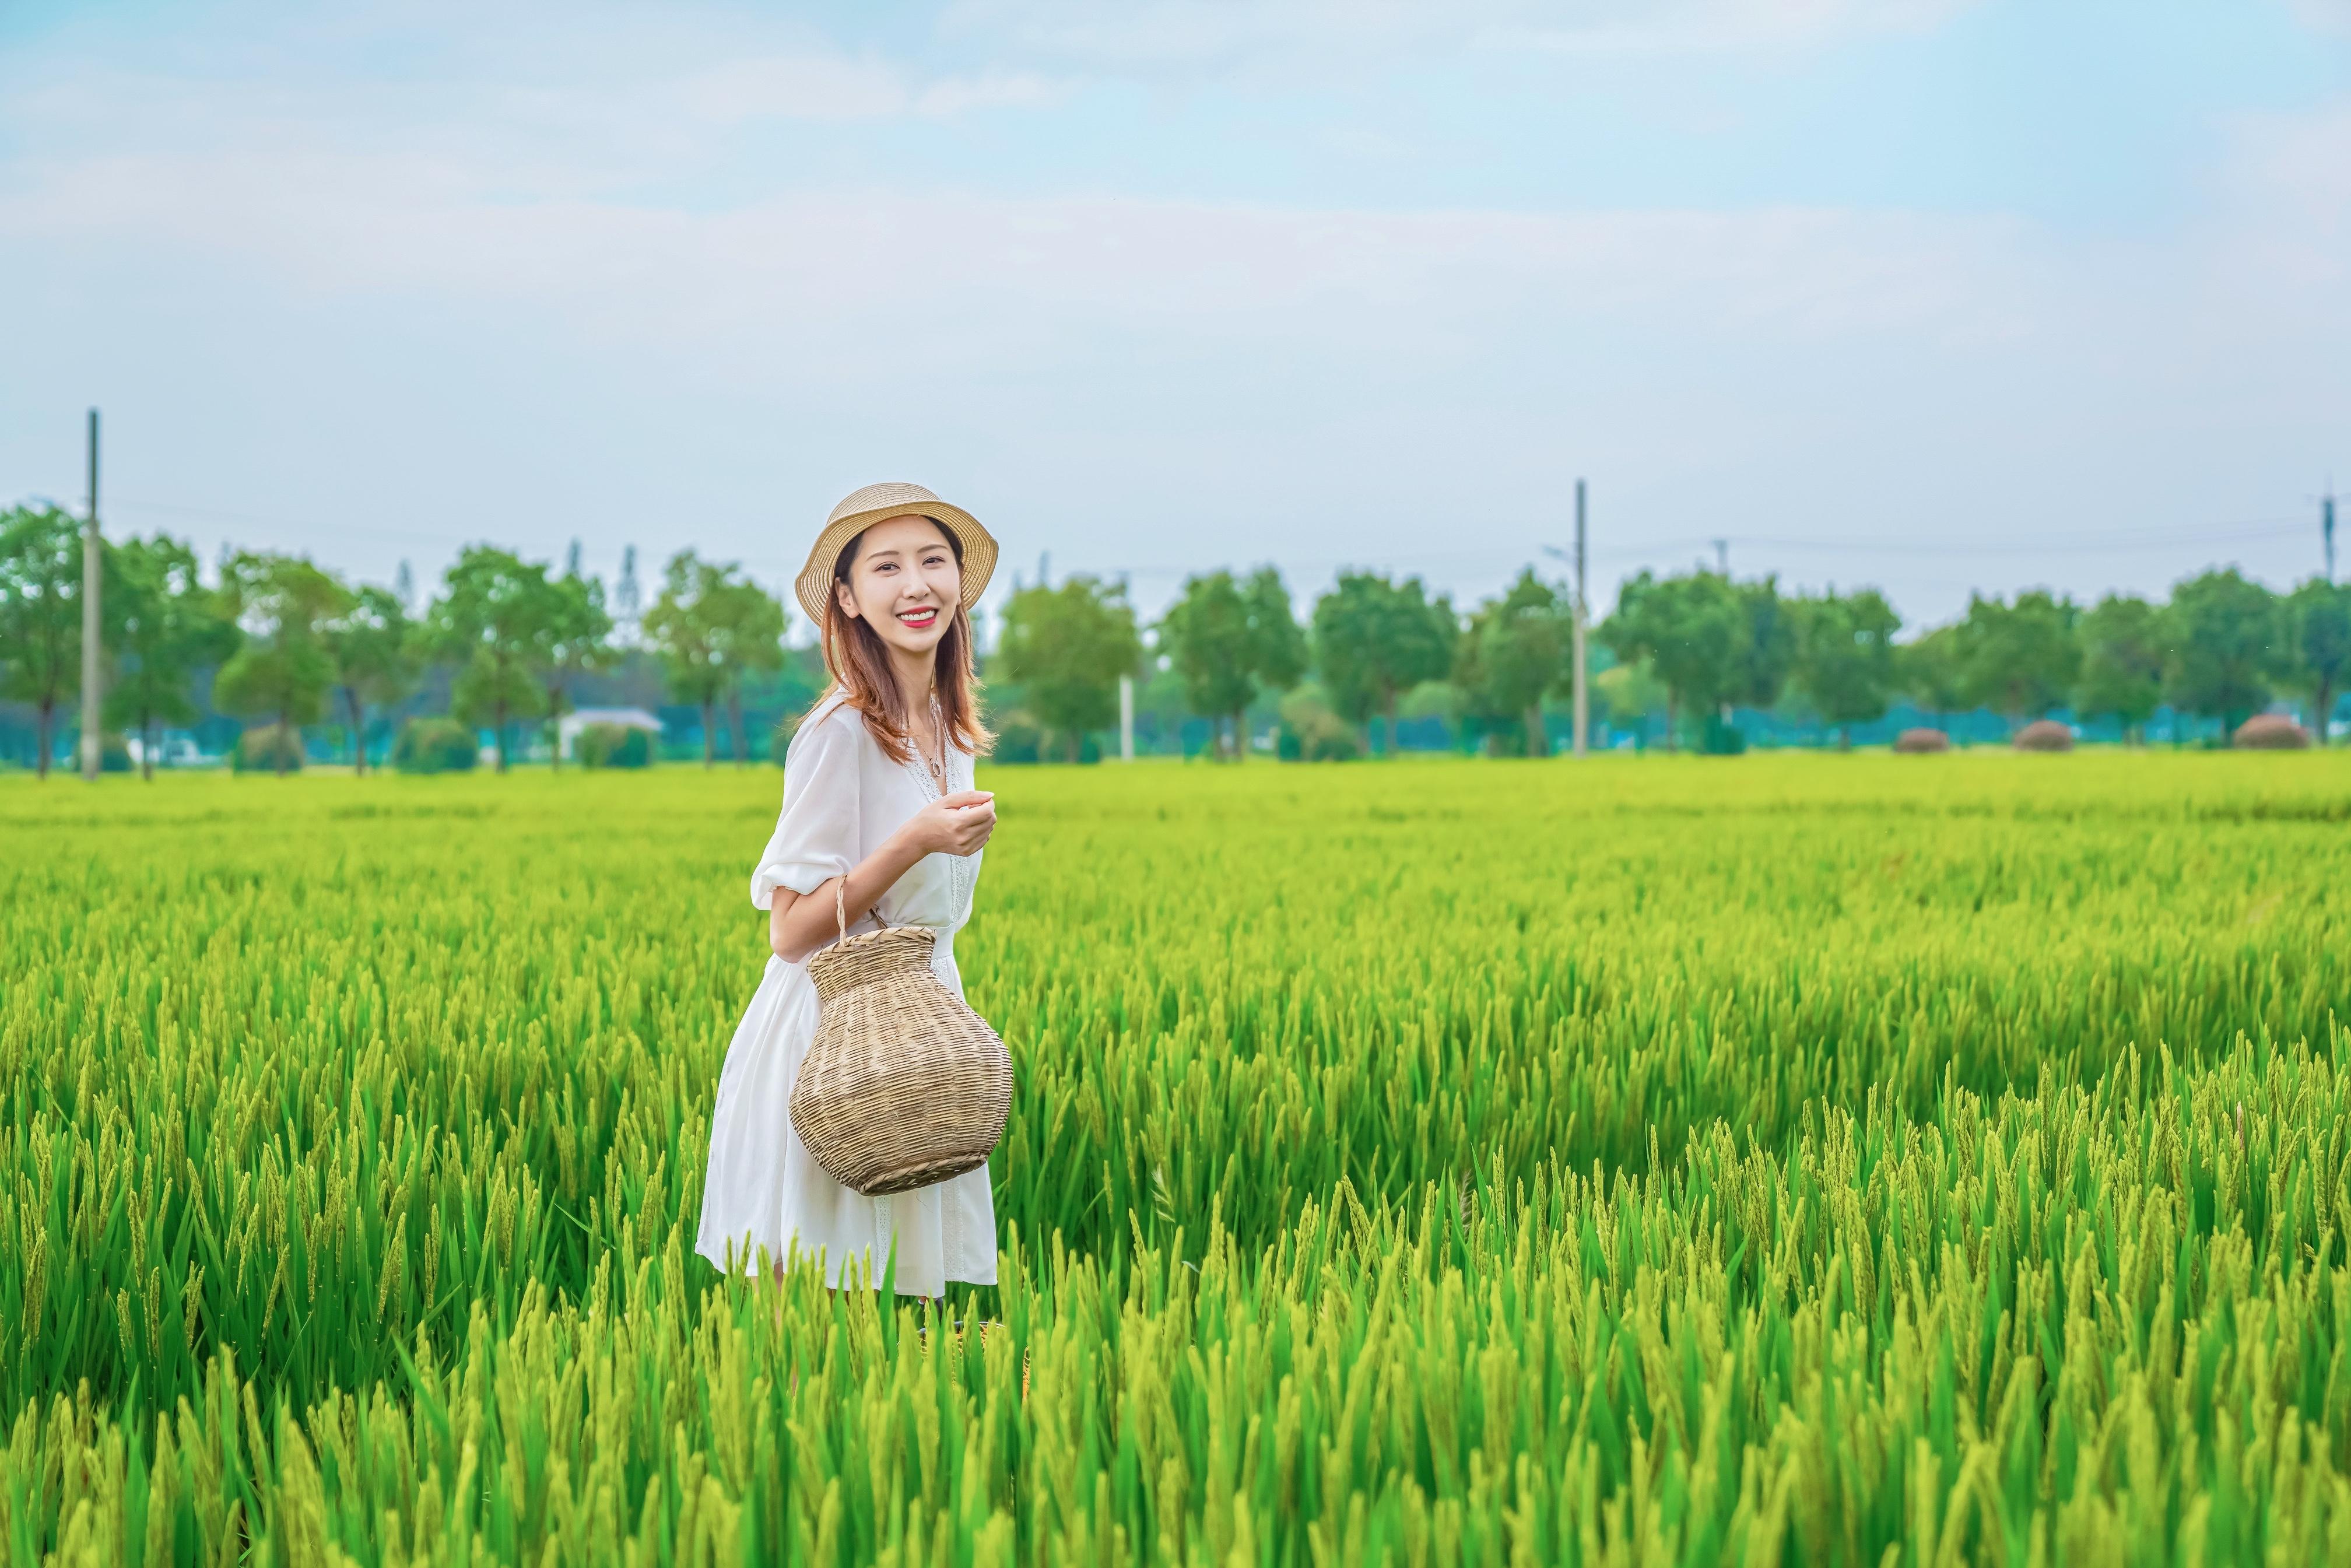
[831,877,888,944]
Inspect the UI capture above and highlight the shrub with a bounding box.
[579,723,653,769]
[991,713,1045,765]
[2234,713,2312,749]
[1278,688,1362,762]
[392,717,479,775]
[1699,713,1748,756]
[99,734,133,773]
[2013,719,2074,752]
[232,725,306,774]
[1893,728,1951,754]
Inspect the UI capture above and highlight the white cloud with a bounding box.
[3,1,2346,622]
[942,0,1984,75]
[2289,0,2351,34]
[665,55,1065,124]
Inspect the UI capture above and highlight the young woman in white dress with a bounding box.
[695,482,1002,1302]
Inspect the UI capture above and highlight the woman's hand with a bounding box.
[770,791,997,963]
[903,790,996,857]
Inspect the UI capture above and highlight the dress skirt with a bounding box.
[693,939,999,1297]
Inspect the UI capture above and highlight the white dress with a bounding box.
[693,690,997,1296]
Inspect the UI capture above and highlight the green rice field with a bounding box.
[5,750,2350,1565]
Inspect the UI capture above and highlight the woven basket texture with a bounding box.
[791,921,1013,1196]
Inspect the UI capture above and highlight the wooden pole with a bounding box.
[1571,478,1589,760]
[80,409,101,781]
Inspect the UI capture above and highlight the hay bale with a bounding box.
[2233,713,2312,749]
[1892,728,1950,754]
[2013,720,2074,752]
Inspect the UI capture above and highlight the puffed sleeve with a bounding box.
[749,709,862,910]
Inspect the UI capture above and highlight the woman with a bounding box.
[695,482,1002,1301]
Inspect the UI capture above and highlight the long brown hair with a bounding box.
[815,520,993,764]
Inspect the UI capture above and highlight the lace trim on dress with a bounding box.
[902,729,977,926]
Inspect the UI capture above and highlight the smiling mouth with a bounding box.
[896,606,940,629]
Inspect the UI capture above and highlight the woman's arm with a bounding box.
[768,789,996,963]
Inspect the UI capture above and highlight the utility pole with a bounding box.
[79,409,102,781]
[1711,538,1729,576]
[2325,488,2338,583]
[1572,479,1589,760]
[1118,674,1135,762]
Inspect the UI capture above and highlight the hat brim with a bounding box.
[794,501,998,627]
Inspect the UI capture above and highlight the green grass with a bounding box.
[3,750,2349,1563]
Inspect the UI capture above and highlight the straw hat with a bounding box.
[795,482,998,626]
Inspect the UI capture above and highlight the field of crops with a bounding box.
[5,749,2351,1565]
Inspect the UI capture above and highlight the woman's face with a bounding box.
[836,514,962,658]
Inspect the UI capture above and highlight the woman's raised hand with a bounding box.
[908,790,996,856]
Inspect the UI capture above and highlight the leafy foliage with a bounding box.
[1792,587,1900,745]
[212,551,351,773]
[1896,622,1967,725]
[391,715,479,774]
[1957,588,2080,728]
[641,551,786,767]
[424,546,553,773]
[1601,570,1741,749]
[2281,577,2351,745]
[1310,571,1456,752]
[2163,569,2281,737]
[994,575,1143,760]
[1157,567,1306,759]
[323,584,417,774]
[101,534,233,778]
[0,504,85,777]
[2074,592,2166,741]
[1457,567,1570,756]
[577,721,653,769]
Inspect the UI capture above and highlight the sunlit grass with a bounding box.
[3,749,2348,1562]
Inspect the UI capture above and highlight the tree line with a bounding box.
[0,505,784,778]
[999,561,2349,758]
[4,497,2346,776]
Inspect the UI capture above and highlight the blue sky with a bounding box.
[3,0,2348,630]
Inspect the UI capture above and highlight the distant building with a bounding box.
[556,707,664,760]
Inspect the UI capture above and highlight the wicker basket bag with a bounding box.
[789,881,1013,1196]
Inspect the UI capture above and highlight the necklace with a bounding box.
[922,693,946,783]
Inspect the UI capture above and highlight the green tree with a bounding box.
[2281,577,2351,746]
[1241,568,1308,739]
[1897,625,1967,730]
[1957,590,2080,732]
[425,546,550,774]
[1459,568,1570,757]
[324,585,418,774]
[1600,570,1741,752]
[708,575,787,769]
[642,552,784,768]
[1158,571,1254,760]
[1157,567,1304,761]
[103,534,234,778]
[2163,569,2280,741]
[532,570,615,772]
[1729,576,1799,714]
[0,504,85,778]
[1310,572,1457,755]
[213,551,352,776]
[2074,594,2166,745]
[996,575,1144,762]
[1793,588,1901,749]
[1594,658,1666,740]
